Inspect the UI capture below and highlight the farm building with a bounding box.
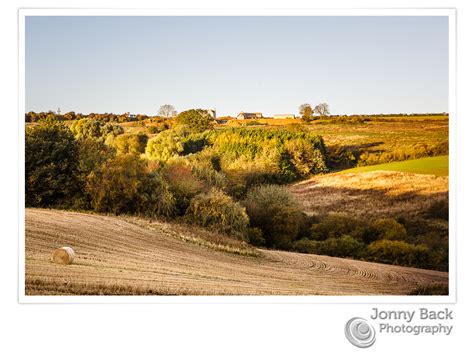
[236,112,263,120]
[273,114,295,119]
[206,109,217,119]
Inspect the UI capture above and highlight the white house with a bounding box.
[236,112,263,120]
[273,114,295,119]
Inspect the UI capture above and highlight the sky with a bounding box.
[25,16,449,116]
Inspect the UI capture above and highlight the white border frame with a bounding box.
[18,8,456,304]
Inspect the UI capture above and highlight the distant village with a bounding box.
[157,109,296,120]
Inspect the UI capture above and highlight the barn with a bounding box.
[236,112,263,119]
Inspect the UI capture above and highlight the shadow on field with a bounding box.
[290,183,448,219]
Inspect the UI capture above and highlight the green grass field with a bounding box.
[339,155,449,176]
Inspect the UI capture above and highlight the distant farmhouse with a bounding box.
[236,112,263,120]
[206,109,217,119]
[273,114,295,119]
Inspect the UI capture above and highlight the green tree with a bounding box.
[372,218,407,240]
[243,184,305,249]
[284,138,327,178]
[145,127,188,161]
[176,109,213,133]
[113,133,148,155]
[185,188,249,238]
[70,118,124,142]
[25,119,79,207]
[86,155,175,217]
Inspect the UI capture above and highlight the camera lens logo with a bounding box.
[345,317,376,348]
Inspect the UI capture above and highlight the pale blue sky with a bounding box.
[25,16,449,116]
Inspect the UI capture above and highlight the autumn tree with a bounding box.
[299,103,313,122]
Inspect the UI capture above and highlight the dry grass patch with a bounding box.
[290,171,448,219]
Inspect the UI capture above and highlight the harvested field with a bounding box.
[289,170,448,219]
[25,209,448,296]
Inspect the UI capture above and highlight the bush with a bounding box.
[284,138,327,178]
[86,155,175,217]
[26,120,79,207]
[176,109,213,133]
[185,188,249,238]
[294,235,365,258]
[247,227,266,246]
[309,214,373,242]
[202,128,327,184]
[113,133,148,155]
[185,151,228,191]
[372,218,407,240]
[367,239,430,267]
[147,125,166,134]
[145,127,187,161]
[426,200,449,221]
[70,118,123,142]
[162,160,207,215]
[72,138,116,208]
[242,184,305,249]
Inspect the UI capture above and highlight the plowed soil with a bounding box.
[25,209,448,296]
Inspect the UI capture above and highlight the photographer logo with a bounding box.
[345,317,377,348]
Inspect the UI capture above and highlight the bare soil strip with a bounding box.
[25,209,448,295]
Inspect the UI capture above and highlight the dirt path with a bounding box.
[25,209,448,295]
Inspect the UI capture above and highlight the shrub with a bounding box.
[145,127,187,161]
[202,128,327,184]
[372,218,407,240]
[242,184,305,249]
[367,240,430,267]
[26,120,79,207]
[147,125,165,134]
[176,109,213,133]
[70,118,123,142]
[409,284,449,295]
[185,188,249,238]
[247,227,266,246]
[426,200,449,221]
[77,138,116,177]
[309,214,372,242]
[294,235,365,258]
[72,138,116,208]
[314,235,366,258]
[185,151,228,191]
[284,138,327,177]
[113,133,148,155]
[182,134,208,155]
[86,155,175,217]
[162,160,207,215]
[292,238,319,254]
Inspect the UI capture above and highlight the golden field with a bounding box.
[289,170,448,219]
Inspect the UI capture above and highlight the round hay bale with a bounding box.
[51,247,75,265]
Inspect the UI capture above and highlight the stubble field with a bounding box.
[25,209,448,296]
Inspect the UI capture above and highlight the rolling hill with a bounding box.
[25,209,448,296]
